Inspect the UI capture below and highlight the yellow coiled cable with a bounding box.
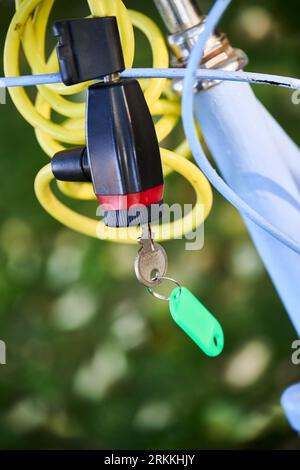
[4,0,213,243]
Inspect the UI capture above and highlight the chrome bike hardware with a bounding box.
[154,0,248,92]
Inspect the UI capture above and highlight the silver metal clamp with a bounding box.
[154,0,248,92]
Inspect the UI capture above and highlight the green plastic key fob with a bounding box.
[169,287,224,357]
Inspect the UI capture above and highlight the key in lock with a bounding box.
[135,225,168,288]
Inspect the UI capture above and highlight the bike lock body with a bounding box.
[51,17,164,228]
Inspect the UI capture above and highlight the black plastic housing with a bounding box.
[51,16,164,228]
[52,147,91,182]
[52,79,164,227]
[53,17,125,85]
[86,79,163,197]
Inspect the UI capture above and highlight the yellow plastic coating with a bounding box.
[4,0,213,243]
[35,148,213,243]
[87,0,135,68]
[129,10,168,109]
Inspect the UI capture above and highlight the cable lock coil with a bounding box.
[4,0,213,242]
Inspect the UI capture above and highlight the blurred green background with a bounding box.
[0,0,300,450]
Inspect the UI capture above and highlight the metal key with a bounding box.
[135,224,168,288]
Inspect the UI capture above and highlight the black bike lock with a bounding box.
[51,17,164,228]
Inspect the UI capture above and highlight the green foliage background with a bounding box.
[0,0,299,450]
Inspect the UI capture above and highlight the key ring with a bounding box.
[148,276,182,302]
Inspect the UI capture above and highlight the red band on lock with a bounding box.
[97,184,164,211]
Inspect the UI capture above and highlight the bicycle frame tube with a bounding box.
[155,0,300,434]
[195,81,300,336]
[155,0,300,334]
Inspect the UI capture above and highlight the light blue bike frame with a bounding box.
[155,0,300,434]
